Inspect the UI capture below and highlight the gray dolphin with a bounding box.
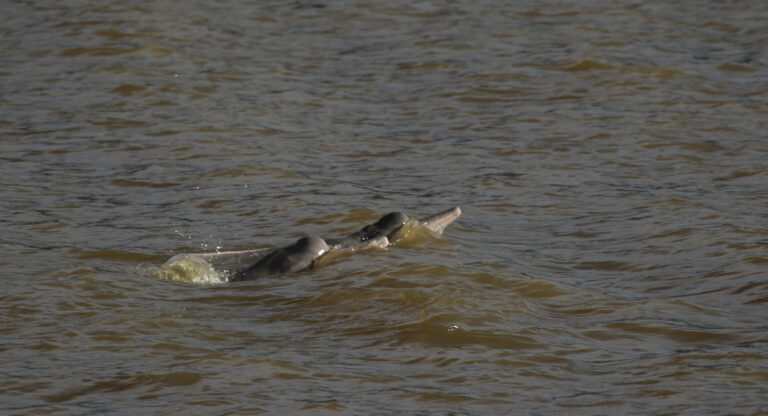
[227,207,461,282]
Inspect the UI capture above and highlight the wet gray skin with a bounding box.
[229,236,329,281]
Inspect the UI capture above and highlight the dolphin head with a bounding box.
[355,212,408,242]
[375,212,408,237]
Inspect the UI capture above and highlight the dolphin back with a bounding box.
[230,236,328,281]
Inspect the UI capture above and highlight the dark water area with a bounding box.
[2,0,767,414]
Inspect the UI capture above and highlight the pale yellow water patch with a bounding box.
[147,255,226,285]
[389,220,445,248]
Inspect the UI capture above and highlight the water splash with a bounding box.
[147,255,227,285]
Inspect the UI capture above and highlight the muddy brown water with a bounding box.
[2,1,767,414]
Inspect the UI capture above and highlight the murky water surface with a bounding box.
[2,1,767,414]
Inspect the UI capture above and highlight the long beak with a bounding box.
[419,207,462,233]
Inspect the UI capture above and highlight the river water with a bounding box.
[2,0,767,414]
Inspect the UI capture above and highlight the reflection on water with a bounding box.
[2,0,767,414]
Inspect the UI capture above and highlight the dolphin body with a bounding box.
[228,207,461,282]
[229,236,330,281]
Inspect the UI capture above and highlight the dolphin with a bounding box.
[227,207,461,282]
[160,207,461,283]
